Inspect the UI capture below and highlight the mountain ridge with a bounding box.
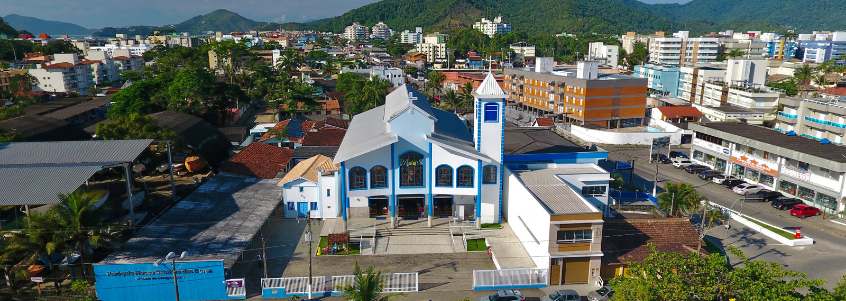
[93,9,269,37]
[3,14,95,35]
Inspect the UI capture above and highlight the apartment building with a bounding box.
[111,49,144,74]
[508,42,535,64]
[690,122,846,215]
[649,31,719,65]
[619,31,664,54]
[415,35,447,60]
[0,69,27,93]
[343,22,369,41]
[632,63,680,97]
[473,16,511,37]
[720,40,767,59]
[86,51,119,85]
[28,53,94,93]
[371,21,392,40]
[776,96,846,144]
[90,43,153,57]
[503,58,648,128]
[587,42,619,69]
[400,27,423,44]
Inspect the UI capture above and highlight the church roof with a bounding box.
[383,85,435,122]
[474,72,507,98]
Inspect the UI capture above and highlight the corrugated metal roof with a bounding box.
[0,166,103,205]
[512,168,601,214]
[333,104,397,164]
[475,72,507,96]
[43,96,112,120]
[383,85,434,122]
[0,140,153,165]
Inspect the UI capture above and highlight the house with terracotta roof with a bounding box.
[277,155,341,219]
[600,218,705,279]
[652,106,704,123]
[532,117,555,127]
[219,143,294,179]
[302,128,347,147]
[28,53,95,94]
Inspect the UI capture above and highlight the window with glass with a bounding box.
[370,166,388,188]
[484,103,499,122]
[349,167,367,190]
[715,158,727,172]
[693,150,704,161]
[779,180,797,195]
[556,229,593,243]
[436,165,453,187]
[457,166,474,187]
[483,165,497,184]
[732,165,745,178]
[759,173,774,187]
[287,202,294,210]
[746,169,761,183]
[818,193,837,211]
[582,186,607,196]
[310,202,318,210]
[797,186,816,201]
[399,152,424,187]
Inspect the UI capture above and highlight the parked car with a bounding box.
[755,190,783,202]
[481,290,525,301]
[672,158,693,168]
[722,179,745,188]
[685,164,711,174]
[791,204,821,219]
[669,151,689,159]
[699,170,723,180]
[772,198,804,210]
[587,286,615,301]
[711,174,740,184]
[733,183,763,195]
[651,153,672,164]
[541,289,581,301]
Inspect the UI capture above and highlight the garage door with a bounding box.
[563,258,590,284]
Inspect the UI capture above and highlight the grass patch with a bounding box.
[317,236,360,255]
[466,239,487,251]
[742,215,796,240]
[480,223,501,229]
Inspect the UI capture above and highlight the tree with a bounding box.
[656,182,704,217]
[308,50,328,58]
[0,60,9,70]
[610,244,827,301]
[85,86,100,97]
[458,82,475,112]
[340,262,403,301]
[794,64,814,85]
[725,48,746,59]
[9,73,39,95]
[403,66,418,75]
[36,40,82,56]
[120,70,142,82]
[322,57,339,77]
[0,129,23,142]
[166,67,218,116]
[440,89,466,113]
[625,42,649,68]
[106,72,173,119]
[425,70,445,99]
[814,75,828,88]
[768,80,798,96]
[51,191,120,280]
[1,213,64,294]
[275,47,303,75]
[96,114,184,152]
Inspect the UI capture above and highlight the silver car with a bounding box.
[480,289,525,301]
[540,289,580,301]
[587,286,614,301]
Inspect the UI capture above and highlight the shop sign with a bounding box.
[731,153,778,176]
[780,165,811,182]
[692,139,729,156]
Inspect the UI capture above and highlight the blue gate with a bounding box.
[297,202,309,217]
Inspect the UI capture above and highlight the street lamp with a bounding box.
[154,251,188,301]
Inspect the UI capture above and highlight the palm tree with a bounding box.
[360,76,391,110]
[51,191,119,281]
[425,71,445,99]
[725,49,746,59]
[794,64,814,85]
[814,75,828,88]
[275,48,303,76]
[1,213,63,294]
[339,262,403,301]
[323,57,338,77]
[657,182,705,217]
[440,89,463,113]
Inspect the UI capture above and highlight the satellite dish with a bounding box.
[180,251,188,259]
[154,259,163,266]
[165,252,176,261]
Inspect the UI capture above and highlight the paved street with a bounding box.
[604,145,846,288]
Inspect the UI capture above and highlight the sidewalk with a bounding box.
[485,222,537,269]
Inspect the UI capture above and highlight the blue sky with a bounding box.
[0,0,689,29]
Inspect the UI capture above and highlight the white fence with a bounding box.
[473,268,548,290]
[503,107,537,126]
[262,272,418,296]
[710,203,814,246]
[569,124,683,145]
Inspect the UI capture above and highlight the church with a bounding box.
[333,73,506,229]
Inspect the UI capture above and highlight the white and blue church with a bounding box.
[333,73,506,229]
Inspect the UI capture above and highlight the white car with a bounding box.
[711,175,739,184]
[672,159,693,168]
[733,183,763,195]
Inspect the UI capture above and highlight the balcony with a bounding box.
[778,111,797,119]
[779,97,801,107]
[824,123,846,134]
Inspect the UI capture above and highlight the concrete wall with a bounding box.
[569,125,682,145]
[319,173,338,218]
[503,168,551,268]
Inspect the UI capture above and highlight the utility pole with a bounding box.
[261,238,268,279]
[696,199,709,255]
[306,210,314,300]
[171,256,180,301]
[669,193,675,218]
[652,162,659,196]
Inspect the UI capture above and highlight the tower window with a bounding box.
[484,103,499,122]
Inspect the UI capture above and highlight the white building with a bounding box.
[344,22,369,41]
[620,31,664,54]
[649,31,719,65]
[401,27,423,44]
[340,66,405,87]
[28,53,94,93]
[279,155,340,219]
[415,36,447,60]
[473,16,511,37]
[508,42,535,63]
[90,43,153,57]
[587,42,619,69]
[86,51,119,85]
[371,21,392,40]
[214,34,263,47]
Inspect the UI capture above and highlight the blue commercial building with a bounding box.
[633,63,681,97]
[765,40,797,59]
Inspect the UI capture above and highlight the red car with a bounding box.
[790,204,821,219]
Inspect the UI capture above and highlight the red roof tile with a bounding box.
[258,120,291,143]
[314,117,349,130]
[656,106,704,119]
[820,87,846,96]
[219,143,293,179]
[42,62,75,69]
[535,117,554,127]
[602,218,705,266]
[301,121,315,133]
[113,56,130,60]
[301,128,347,146]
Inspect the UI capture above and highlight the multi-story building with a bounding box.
[632,63,680,97]
[90,43,153,57]
[690,122,846,215]
[508,42,535,64]
[400,28,423,44]
[344,22,369,41]
[147,33,196,48]
[649,31,719,65]
[473,16,511,37]
[720,40,767,59]
[371,21,392,40]
[760,33,797,59]
[415,36,447,60]
[111,49,144,74]
[503,58,648,128]
[620,31,664,54]
[587,42,619,69]
[776,96,846,144]
[28,53,94,93]
[86,51,119,85]
[0,69,27,93]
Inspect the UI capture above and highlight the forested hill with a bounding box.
[94,9,269,37]
[649,0,846,32]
